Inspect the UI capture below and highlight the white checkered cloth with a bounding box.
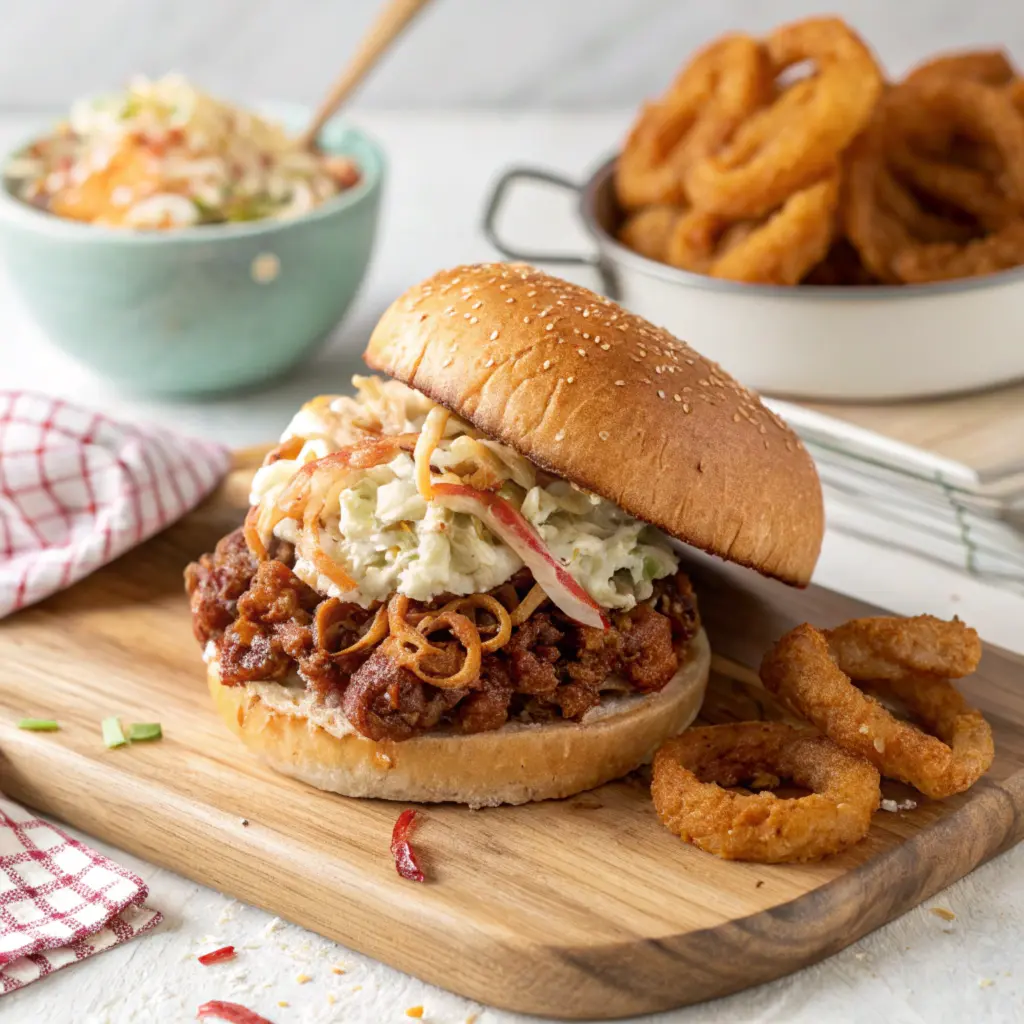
[0,390,229,618]
[0,796,162,993]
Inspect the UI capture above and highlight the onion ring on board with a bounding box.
[760,621,994,799]
[652,721,880,862]
[825,614,981,680]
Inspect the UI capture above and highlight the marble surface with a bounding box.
[2,111,1024,1023]
[0,0,1022,111]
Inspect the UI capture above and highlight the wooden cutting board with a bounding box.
[1,451,1023,1020]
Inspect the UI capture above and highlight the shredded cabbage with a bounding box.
[250,377,679,610]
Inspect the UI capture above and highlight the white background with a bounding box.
[0,0,1021,110]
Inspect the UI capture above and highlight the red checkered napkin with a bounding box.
[0,390,229,618]
[0,796,162,993]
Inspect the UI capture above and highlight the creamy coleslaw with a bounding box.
[4,74,360,228]
[250,376,679,610]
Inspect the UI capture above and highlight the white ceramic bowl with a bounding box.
[483,159,1024,401]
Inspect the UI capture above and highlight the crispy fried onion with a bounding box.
[652,722,880,862]
[381,594,482,689]
[414,405,450,501]
[509,583,548,626]
[760,617,993,799]
[420,594,512,653]
[243,505,267,561]
[247,435,419,565]
[315,600,389,659]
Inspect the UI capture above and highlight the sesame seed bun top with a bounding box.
[363,263,824,586]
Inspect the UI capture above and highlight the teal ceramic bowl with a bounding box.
[0,105,384,395]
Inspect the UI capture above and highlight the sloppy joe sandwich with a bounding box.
[186,263,823,806]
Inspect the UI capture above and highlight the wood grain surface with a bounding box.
[0,454,1021,1020]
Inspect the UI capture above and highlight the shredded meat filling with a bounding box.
[186,528,700,742]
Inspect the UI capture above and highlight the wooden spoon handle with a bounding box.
[299,0,434,148]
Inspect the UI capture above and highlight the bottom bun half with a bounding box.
[207,628,711,807]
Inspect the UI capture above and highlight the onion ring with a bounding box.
[826,614,981,680]
[616,205,684,262]
[686,17,883,218]
[760,621,994,799]
[846,77,1024,282]
[653,175,837,283]
[652,722,880,862]
[615,34,772,210]
[705,175,839,284]
[903,49,1016,89]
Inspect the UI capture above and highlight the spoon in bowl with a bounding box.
[299,0,434,150]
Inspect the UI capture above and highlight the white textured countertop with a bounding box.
[2,112,1024,1024]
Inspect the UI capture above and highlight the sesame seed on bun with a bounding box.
[364,263,823,586]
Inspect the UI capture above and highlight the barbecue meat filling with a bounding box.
[186,528,700,742]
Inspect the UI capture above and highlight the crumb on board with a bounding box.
[241,818,249,827]
[930,907,956,922]
[880,797,918,813]
[755,880,764,888]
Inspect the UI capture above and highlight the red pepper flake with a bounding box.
[391,808,425,882]
[195,1000,274,1023]
[198,945,237,966]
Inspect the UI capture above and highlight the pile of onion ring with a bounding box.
[616,16,1024,286]
[615,16,881,285]
[652,613,993,863]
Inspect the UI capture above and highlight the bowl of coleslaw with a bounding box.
[0,75,385,395]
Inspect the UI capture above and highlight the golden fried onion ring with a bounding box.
[686,17,883,218]
[903,49,1016,89]
[846,77,1024,283]
[652,722,880,862]
[760,619,993,799]
[705,175,839,284]
[656,176,838,284]
[616,205,684,262]
[615,34,771,211]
